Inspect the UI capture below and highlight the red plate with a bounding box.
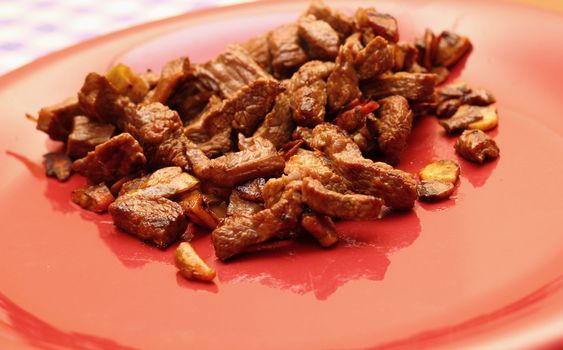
[1,0,563,349]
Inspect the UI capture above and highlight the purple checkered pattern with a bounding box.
[0,0,250,75]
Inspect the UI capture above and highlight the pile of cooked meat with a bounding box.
[33,0,500,281]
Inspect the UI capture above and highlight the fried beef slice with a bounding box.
[284,149,348,192]
[307,123,417,209]
[109,195,187,249]
[235,178,266,202]
[355,36,394,80]
[297,14,340,61]
[36,96,83,141]
[327,34,362,112]
[454,129,500,163]
[196,44,272,98]
[268,24,309,78]
[305,0,354,39]
[252,89,294,149]
[72,133,146,184]
[361,72,437,101]
[66,116,115,159]
[227,191,264,217]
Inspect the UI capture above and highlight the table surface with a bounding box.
[1,0,561,75]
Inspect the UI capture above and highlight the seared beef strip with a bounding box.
[455,129,500,163]
[44,152,73,182]
[373,95,413,165]
[36,96,83,141]
[71,183,114,213]
[298,14,340,61]
[268,24,309,78]
[235,178,266,202]
[361,72,437,101]
[66,116,115,159]
[327,34,362,111]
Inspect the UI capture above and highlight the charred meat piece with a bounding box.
[175,242,216,282]
[148,57,193,104]
[235,178,266,202]
[196,44,271,98]
[78,73,133,127]
[433,31,472,68]
[72,133,146,184]
[373,95,413,165]
[301,213,338,247]
[36,96,83,141]
[268,24,309,78]
[302,177,383,219]
[455,129,500,163]
[186,136,285,187]
[241,34,271,72]
[305,0,354,38]
[119,167,198,198]
[355,36,394,80]
[361,72,437,101]
[66,116,115,159]
[71,183,115,213]
[253,91,293,149]
[307,123,418,209]
[327,34,362,112]
[355,7,399,43]
[417,180,455,201]
[298,15,340,61]
[109,195,186,249]
[212,179,303,260]
[44,152,73,182]
[227,191,264,217]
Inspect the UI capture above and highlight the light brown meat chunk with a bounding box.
[433,31,472,68]
[327,34,362,112]
[253,91,293,149]
[66,116,115,159]
[71,183,115,213]
[298,15,340,61]
[284,149,348,193]
[44,152,73,182]
[305,0,354,38]
[291,80,327,127]
[268,24,308,78]
[72,133,146,184]
[361,72,437,101]
[373,95,413,165]
[355,7,399,43]
[36,96,83,141]
[454,129,500,163]
[235,178,266,202]
[355,36,394,80]
[227,191,264,217]
[109,195,186,249]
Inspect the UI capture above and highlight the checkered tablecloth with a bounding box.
[0,0,249,75]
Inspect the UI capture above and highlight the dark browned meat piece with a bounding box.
[66,116,115,159]
[436,99,461,118]
[302,177,383,220]
[284,149,348,192]
[439,105,485,134]
[253,91,293,149]
[227,191,264,217]
[150,129,192,169]
[355,7,399,43]
[417,180,455,201]
[268,24,308,78]
[72,133,146,184]
[301,213,338,247]
[361,72,437,101]
[298,15,340,61]
[351,125,378,153]
[241,34,271,72]
[212,179,303,260]
[421,29,436,70]
[78,73,133,127]
[186,136,285,187]
[148,57,192,104]
[44,152,73,182]
[392,42,418,72]
[235,178,266,202]
[307,123,417,209]
[36,96,83,141]
[355,36,394,80]
[373,95,413,165]
[119,167,198,198]
[327,34,362,112]
[196,44,272,98]
[71,183,115,213]
[433,31,472,68]
[305,0,354,38]
[290,60,335,90]
[291,80,327,127]
[460,88,496,106]
[439,81,471,100]
[109,195,186,249]
[333,100,379,134]
[126,102,182,146]
[455,129,500,163]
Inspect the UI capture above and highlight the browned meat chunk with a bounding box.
[109,195,186,249]
[44,152,73,182]
[235,178,266,202]
[148,57,192,104]
[298,15,340,61]
[392,42,418,72]
[420,29,436,70]
[178,190,219,230]
[119,167,198,198]
[284,149,348,192]
[307,123,417,209]
[291,79,327,127]
[227,191,264,217]
[253,91,293,149]
[212,179,303,260]
[361,72,437,101]
[78,73,133,127]
[327,34,362,111]
[439,105,485,134]
[355,36,394,80]
[373,95,413,165]
[455,129,500,163]
[290,60,335,89]
[355,7,399,43]
[196,44,271,98]
[71,183,115,213]
[301,213,339,247]
[333,100,379,134]
[186,136,285,187]
[241,34,271,72]
[302,177,383,219]
[150,130,192,169]
[433,31,472,68]
[36,96,83,141]
[66,116,115,159]
[439,81,471,100]
[126,102,182,145]
[460,88,496,106]
[436,99,461,119]
[72,133,146,184]
[305,0,354,38]
[417,180,455,201]
[268,24,308,78]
